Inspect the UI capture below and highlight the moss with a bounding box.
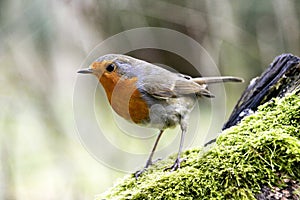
[99,93,300,200]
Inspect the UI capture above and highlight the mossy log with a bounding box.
[99,54,300,200]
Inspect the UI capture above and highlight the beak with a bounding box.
[77,68,94,74]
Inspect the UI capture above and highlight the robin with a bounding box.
[77,54,243,178]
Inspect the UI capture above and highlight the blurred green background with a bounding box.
[0,0,299,199]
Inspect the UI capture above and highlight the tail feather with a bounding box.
[198,88,215,98]
[193,76,244,84]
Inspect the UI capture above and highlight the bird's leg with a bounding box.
[135,129,164,179]
[144,129,164,167]
[165,120,187,171]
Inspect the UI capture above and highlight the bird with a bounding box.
[77,54,243,178]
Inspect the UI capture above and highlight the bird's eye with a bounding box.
[106,63,115,72]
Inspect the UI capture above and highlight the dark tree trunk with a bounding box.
[223,53,300,130]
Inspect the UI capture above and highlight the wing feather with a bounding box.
[140,74,214,99]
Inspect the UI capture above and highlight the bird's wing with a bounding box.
[139,74,214,99]
[174,79,214,97]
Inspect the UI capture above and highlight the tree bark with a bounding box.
[223,53,300,130]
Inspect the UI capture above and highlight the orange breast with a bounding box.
[99,72,150,124]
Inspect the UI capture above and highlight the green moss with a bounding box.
[99,93,300,200]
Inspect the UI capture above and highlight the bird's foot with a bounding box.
[164,157,186,172]
[134,168,147,179]
[144,157,161,169]
[134,158,162,179]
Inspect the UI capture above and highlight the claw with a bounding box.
[134,158,162,179]
[134,168,147,179]
[164,157,186,172]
